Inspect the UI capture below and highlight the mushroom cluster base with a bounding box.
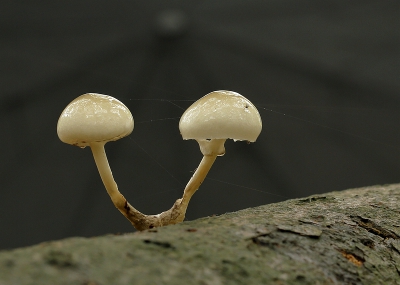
[1,184,400,285]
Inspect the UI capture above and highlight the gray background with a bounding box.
[1,0,399,250]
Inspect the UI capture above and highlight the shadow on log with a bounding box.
[1,184,400,284]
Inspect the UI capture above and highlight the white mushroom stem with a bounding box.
[90,141,193,230]
[90,142,125,207]
[179,139,226,213]
[180,155,217,207]
[88,137,227,230]
[89,142,150,229]
[144,139,226,227]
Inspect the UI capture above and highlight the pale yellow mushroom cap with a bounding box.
[179,90,262,142]
[57,93,134,147]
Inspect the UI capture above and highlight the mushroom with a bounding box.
[177,90,262,217]
[57,93,153,230]
[57,91,261,231]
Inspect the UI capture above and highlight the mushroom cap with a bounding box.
[57,93,134,147]
[179,90,262,142]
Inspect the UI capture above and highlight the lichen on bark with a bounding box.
[1,184,399,284]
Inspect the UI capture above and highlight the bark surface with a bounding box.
[1,184,400,285]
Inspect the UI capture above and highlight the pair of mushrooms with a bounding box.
[57,91,262,230]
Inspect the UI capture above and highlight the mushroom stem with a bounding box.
[151,154,218,227]
[88,138,226,230]
[174,138,227,217]
[89,142,147,227]
[180,154,218,207]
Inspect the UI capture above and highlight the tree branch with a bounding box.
[1,184,400,284]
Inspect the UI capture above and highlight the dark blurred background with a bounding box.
[1,1,399,250]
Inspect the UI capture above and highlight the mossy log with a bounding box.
[1,184,400,285]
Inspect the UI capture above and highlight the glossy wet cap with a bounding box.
[179,90,262,142]
[57,93,134,147]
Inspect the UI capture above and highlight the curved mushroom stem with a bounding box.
[180,154,218,207]
[159,139,226,224]
[89,139,226,231]
[90,142,152,229]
